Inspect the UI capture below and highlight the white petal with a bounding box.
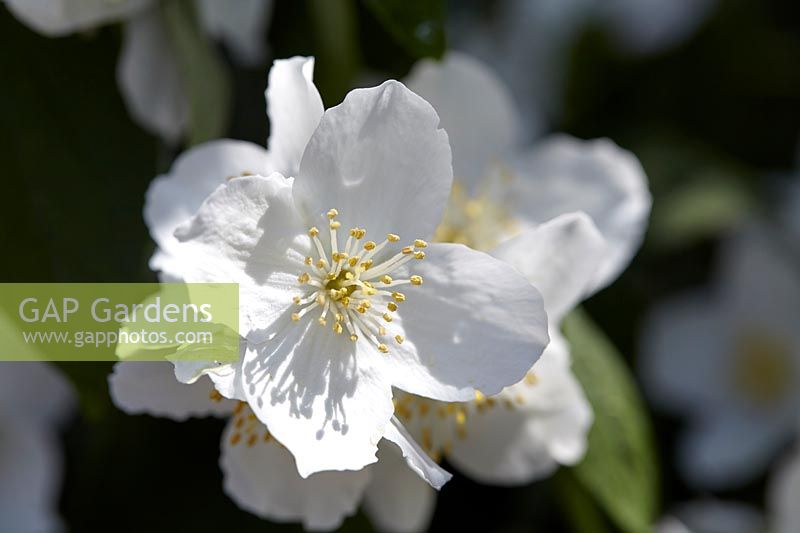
[490,212,606,321]
[173,174,312,338]
[266,57,324,177]
[195,0,273,66]
[678,412,789,490]
[220,416,370,531]
[505,135,651,292]
[770,447,800,533]
[116,6,189,144]
[294,80,452,241]
[109,362,235,420]
[638,291,729,415]
[4,0,151,36]
[447,339,592,485]
[0,421,66,532]
[363,438,437,533]
[405,52,519,184]
[382,416,452,490]
[143,139,272,276]
[382,243,549,401]
[241,327,395,477]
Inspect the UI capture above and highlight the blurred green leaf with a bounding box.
[309,0,361,106]
[649,172,754,249]
[362,0,446,59]
[563,309,659,533]
[554,470,614,533]
[162,0,231,145]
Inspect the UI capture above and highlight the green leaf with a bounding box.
[649,171,754,249]
[562,309,659,533]
[554,470,615,533]
[362,0,446,59]
[162,0,232,145]
[309,0,361,106]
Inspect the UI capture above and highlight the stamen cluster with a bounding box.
[292,208,426,354]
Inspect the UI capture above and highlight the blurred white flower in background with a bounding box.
[449,0,718,135]
[640,223,800,490]
[0,362,75,532]
[653,442,800,533]
[2,0,273,143]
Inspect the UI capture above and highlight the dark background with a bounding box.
[1,0,799,531]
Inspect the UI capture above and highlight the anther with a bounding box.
[392,292,406,302]
[383,313,393,322]
[387,302,398,312]
[327,209,338,219]
[363,241,376,251]
[414,239,428,248]
[298,272,310,284]
[381,275,392,284]
[330,221,341,229]
[291,313,300,322]
[414,251,425,260]
[387,234,400,242]
[410,275,423,285]
[308,227,319,237]
[395,335,404,344]
[378,343,389,353]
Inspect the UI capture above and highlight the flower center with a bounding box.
[433,179,519,251]
[291,208,426,354]
[733,332,794,406]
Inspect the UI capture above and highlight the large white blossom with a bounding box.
[3,0,272,143]
[640,223,800,490]
[112,55,552,530]
[0,362,75,532]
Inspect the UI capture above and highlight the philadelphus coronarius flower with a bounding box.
[640,223,800,490]
[0,362,75,532]
[3,0,272,143]
[111,56,551,530]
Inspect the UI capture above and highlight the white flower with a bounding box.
[653,444,800,533]
[377,52,650,489]
[170,85,549,479]
[640,223,800,490]
[3,0,273,142]
[0,362,75,532]
[140,52,547,460]
[126,54,646,531]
